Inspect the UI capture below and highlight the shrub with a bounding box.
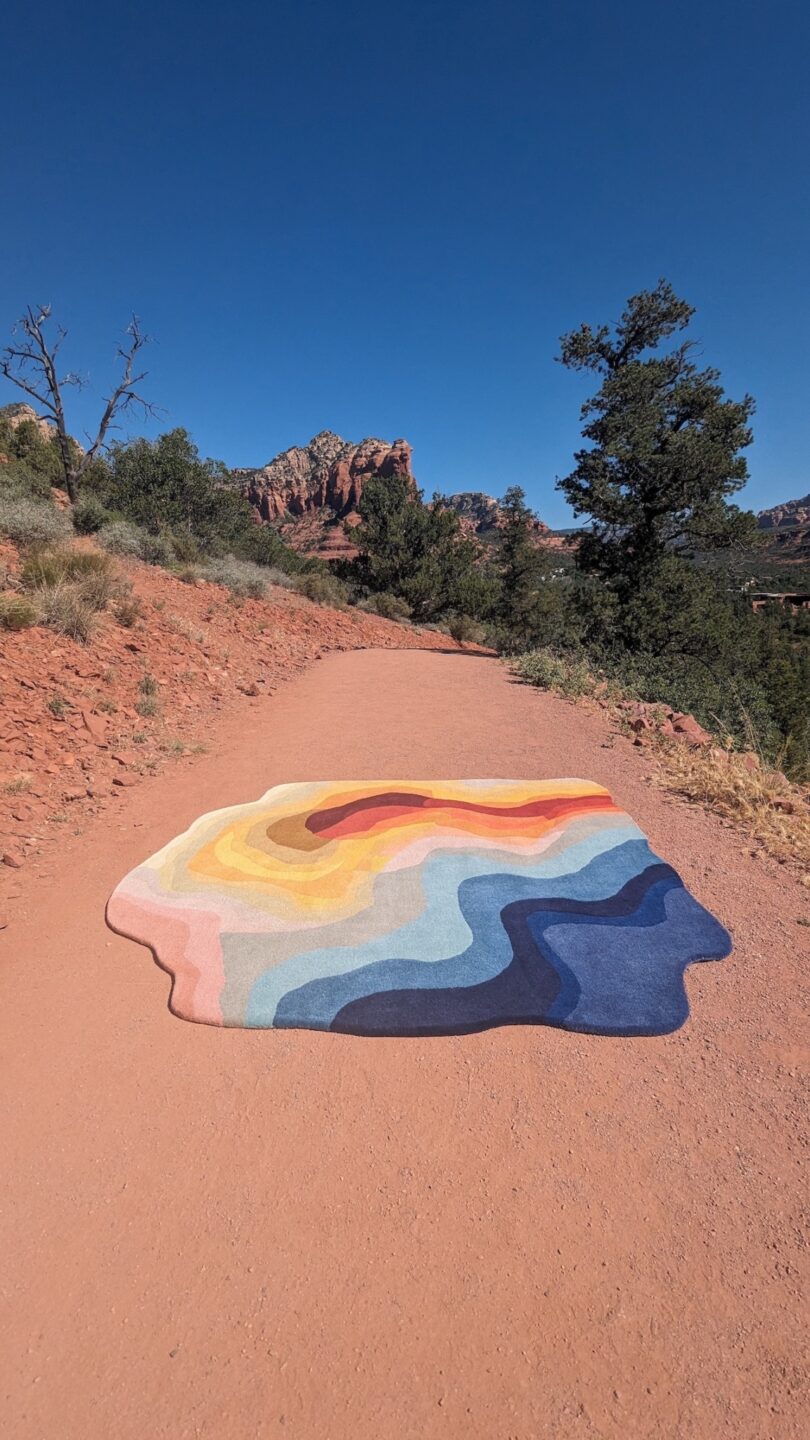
[259,566,296,590]
[0,410,74,491]
[592,644,780,763]
[96,519,173,568]
[358,591,413,622]
[478,622,512,654]
[0,595,39,631]
[84,427,303,574]
[97,519,147,558]
[140,532,176,567]
[0,495,71,546]
[352,471,495,621]
[447,613,486,644]
[232,519,303,571]
[169,531,203,563]
[174,563,203,585]
[72,496,115,534]
[206,557,267,599]
[512,648,596,698]
[294,571,348,607]
[0,457,53,501]
[100,429,247,549]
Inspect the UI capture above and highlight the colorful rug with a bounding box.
[106,779,731,1036]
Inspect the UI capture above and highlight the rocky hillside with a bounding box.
[0,539,455,894]
[0,402,56,443]
[757,493,810,530]
[442,492,551,543]
[754,493,810,577]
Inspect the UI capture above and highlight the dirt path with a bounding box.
[2,649,807,1440]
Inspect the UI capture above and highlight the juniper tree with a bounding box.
[353,474,495,621]
[498,486,566,649]
[556,280,756,590]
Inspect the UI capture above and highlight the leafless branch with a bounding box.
[1,306,155,503]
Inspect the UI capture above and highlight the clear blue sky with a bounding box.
[1,0,808,526]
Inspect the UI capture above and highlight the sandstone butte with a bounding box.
[757,491,810,530]
[0,537,458,902]
[235,430,415,524]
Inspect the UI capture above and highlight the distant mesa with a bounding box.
[757,493,810,531]
[756,493,810,570]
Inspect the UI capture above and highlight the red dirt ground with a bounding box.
[1,648,808,1439]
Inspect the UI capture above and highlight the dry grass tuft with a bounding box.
[2,773,34,794]
[111,594,143,628]
[36,580,99,642]
[447,614,486,644]
[18,543,130,642]
[20,545,114,590]
[0,594,39,631]
[655,741,810,875]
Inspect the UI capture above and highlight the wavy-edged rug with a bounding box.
[106,778,732,1036]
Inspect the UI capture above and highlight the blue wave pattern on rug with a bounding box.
[106,779,732,1035]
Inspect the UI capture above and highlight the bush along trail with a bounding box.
[512,648,810,873]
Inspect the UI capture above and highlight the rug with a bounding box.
[106,778,732,1036]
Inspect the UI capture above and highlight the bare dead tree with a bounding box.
[0,305,157,504]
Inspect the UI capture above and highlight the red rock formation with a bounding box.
[236,431,415,525]
[442,492,552,543]
[276,512,361,562]
[757,494,810,530]
[0,402,56,442]
[755,494,810,569]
